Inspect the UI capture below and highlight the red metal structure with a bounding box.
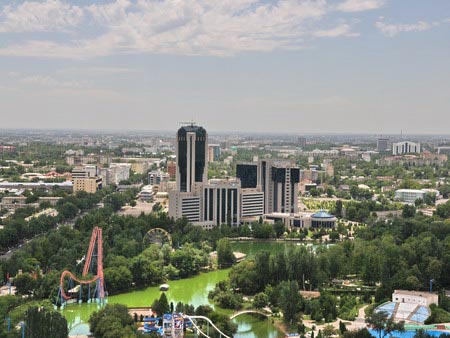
[58,226,105,305]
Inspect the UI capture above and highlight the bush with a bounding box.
[425,304,450,324]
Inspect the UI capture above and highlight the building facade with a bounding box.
[100,163,131,186]
[167,161,177,179]
[298,137,307,149]
[176,125,208,192]
[377,138,390,152]
[392,290,438,306]
[73,177,102,193]
[208,144,221,162]
[202,179,240,226]
[394,189,427,204]
[72,165,102,193]
[236,160,300,214]
[392,141,421,155]
[148,170,170,186]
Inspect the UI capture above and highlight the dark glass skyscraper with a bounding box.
[236,163,258,189]
[176,124,208,192]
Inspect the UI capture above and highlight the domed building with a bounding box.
[263,210,337,230]
[311,210,337,228]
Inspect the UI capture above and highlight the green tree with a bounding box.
[216,238,235,268]
[24,306,68,338]
[335,200,343,218]
[323,325,336,338]
[279,280,302,324]
[229,260,258,295]
[103,266,133,294]
[366,311,405,338]
[344,328,373,338]
[253,292,269,309]
[413,329,432,338]
[57,202,79,219]
[14,274,37,296]
[402,204,416,218]
[89,304,135,338]
[152,293,170,316]
[274,221,286,237]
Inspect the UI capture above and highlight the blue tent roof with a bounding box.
[312,210,334,219]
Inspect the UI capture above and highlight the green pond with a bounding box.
[64,241,325,337]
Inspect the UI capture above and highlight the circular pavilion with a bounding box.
[311,210,337,228]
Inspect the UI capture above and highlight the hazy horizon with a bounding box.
[0,0,449,134]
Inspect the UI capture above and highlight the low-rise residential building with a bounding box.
[394,189,438,204]
[72,165,102,193]
[392,290,438,306]
[138,185,155,201]
[73,177,102,193]
[148,170,170,186]
[0,181,73,192]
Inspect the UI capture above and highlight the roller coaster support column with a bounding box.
[88,283,91,303]
[57,286,65,309]
[20,322,25,338]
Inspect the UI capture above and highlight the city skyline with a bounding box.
[0,0,449,133]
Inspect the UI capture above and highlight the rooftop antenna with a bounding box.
[179,120,196,127]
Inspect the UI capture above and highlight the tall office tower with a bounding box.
[377,138,390,152]
[236,160,300,214]
[176,124,208,192]
[236,162,260,189]
[262,160,300,214]
[298,137,307,149]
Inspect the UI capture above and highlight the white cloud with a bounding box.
[20,75,87,89]
[375,20,432,37]
[15,74,123,98]
[0,0,83,32]
[336,0,384,13]
[57,67,138,75]
[0,0,364,58]
[313,24,359,37]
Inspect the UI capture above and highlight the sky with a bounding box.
[0,0,449,134]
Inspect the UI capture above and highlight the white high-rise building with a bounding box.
[100,163,131,186]
[392,141,421,155]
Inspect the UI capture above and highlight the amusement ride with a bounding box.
[57,226,106,308]
[57,226,230,337]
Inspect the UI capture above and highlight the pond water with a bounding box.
[64,269,230,335]
[64,241,311,337]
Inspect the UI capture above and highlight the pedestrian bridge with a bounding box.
[229,309,272,320]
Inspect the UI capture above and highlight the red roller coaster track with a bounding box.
[59,226,104,301]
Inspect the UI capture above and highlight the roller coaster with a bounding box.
[56,226,106,308]
[142,313,231,338]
